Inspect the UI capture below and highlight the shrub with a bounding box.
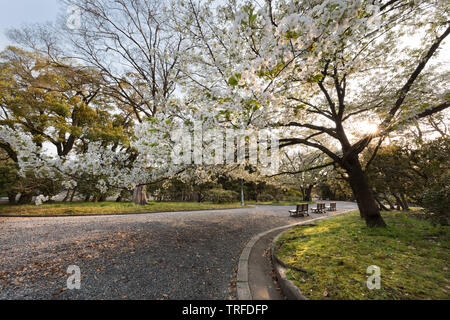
[422,172,450,216]
[284,189,304,201]
[258,193,275,202]
[205,188,239,203]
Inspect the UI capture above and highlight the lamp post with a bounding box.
[240,179,245,207]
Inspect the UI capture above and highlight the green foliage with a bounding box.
[0,157,63,203]
[257,193,275,202]
[204,188,239,203]
[227,73,241,86]
[365,137,450,211]
[422,172,450,216]
[0,160,19,197]
[0,47,131,158]
[75,174,117,202]
[227,76,239,86]
[0,47,134,201]
[276,211,450,300]
[283,189,303,201]
[241,5,258,26]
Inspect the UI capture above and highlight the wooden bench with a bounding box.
[326,202,337,211]
[311,203,326,214]
[289,204,310,217]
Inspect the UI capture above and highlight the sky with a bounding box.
[0,1,448,64]
[0,0,61,50]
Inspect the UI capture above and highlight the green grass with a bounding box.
[275,211,450,300]
[0,201,251,216]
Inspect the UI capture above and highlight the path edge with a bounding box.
[271,232,308,300]
[237,210,353,300]
[0,206,254,218]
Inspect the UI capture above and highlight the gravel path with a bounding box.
[0,202,357,300]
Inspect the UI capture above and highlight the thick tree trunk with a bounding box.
[303,185,313,202]
[8,192,17,205]
[132,185,148,205]
[345,156,386,227]
[307,185,313,201]
[18,193,33,204]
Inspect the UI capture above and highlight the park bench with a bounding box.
[289,204,310,217]
[326,202,337,211]
[311,203,326,214]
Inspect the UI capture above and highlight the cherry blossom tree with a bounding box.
[2,0,449,224]
[179,0,449,226]
[274,150,332,201]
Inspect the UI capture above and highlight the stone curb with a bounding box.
[237,210,353,300]
[271,232,308,300]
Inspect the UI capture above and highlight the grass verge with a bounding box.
[0,201,251,216]
[275,210,449,299]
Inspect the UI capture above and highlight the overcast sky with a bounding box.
[0,0,61,50]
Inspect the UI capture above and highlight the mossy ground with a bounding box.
[0,201,250,216]
[275,211,450,300]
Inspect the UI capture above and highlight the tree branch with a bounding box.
[383,24,450,126]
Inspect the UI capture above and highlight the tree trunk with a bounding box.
[70,188,76,202]
[18,193,33,204]
[345,156,386,227]
[375,196,390,211]
[393,193,404,210]
[62,189,71,202]
[8,192,17,205]
[400,193,410,211]
[383,194,395,210]
[303,185,313,202]
[132,185,148,205]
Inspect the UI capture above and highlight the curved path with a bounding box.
[0,202,357,300]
